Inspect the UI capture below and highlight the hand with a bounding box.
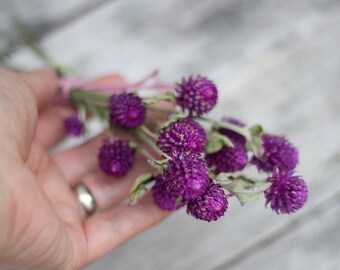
[0,67,169,270]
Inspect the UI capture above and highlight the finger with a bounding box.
[53,133,107,184]
[34,74,125,148]
[20,68,59,112]
[82,153,155,211]
[34,105,75,148]
[84,194,170,265]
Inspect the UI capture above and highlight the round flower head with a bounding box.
[265,169,308,214]
[219,117,246,146]
[206,145,248,174]
[109,93,146,128]
[251,134,299,172]
[98,138,135,177]
[64,115,85,137]
[158,118,207,156]
[187,182,228,222]
[152,175,183,211]
[163,152,210,202]
[176,75,218,116]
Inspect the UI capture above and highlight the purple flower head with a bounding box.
[163,152,210,202]
[176,75,218,116]
[152,175,183,211]
[206,145,248,174]
[187,182,228,222]
[98,138,135,177]
[109,93,146,128]
[220,117,246,146]
[158,118,207,156]
[64,115,85,137]
[265,169,308,214]
[251,134,299,172]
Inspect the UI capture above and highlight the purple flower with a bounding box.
[98,138,135,176]
[176,75,218,116]
[187,182,228,222]
[251,134,299,172]
[163,152,210,202]
[265,169,308,214]
[206,145,248,173]
[152,175,183,211]
[158,118,207,156]
[64,115,85,137]
[219,117,246,146]
[109,93,146,128]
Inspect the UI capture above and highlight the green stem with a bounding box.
[199,116,252,141]
[146,105,177,114]
[140,125,158,140]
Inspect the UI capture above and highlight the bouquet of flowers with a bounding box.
[60,71,308,222]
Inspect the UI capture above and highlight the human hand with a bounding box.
[0,67,169,270]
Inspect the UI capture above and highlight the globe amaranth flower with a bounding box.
[187,182,228,222]
[265,169,308,214]
[152,175,183,211]
[64,115,85,137]
[251,134,299,172]
[206,144,248,173]
[158,118,207,156]
[98,138,135,176]
[176,75,218,116]
[163,152,210,202]
[219,117,246,146]
[109,93,146,128]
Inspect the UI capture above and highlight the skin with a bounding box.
[0,67,170,270]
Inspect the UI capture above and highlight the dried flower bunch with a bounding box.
[61,73,308,222]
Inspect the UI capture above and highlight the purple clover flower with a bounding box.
[64,115,85,137]
[176,75,218,116]
[206,145,248,173]
[187,182,228,222]
[152,175,183,211]
[98,138,135,177]
[158,118,207,156]
[251,134,299,173]
[220,117,246,146]
[163,152,210,202]
[109,93,146,129]
[265,169,308,214]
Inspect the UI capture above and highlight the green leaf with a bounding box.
[246,124,265,158]
[205,132,234,154]
[129,173,154,203]
[218,175,271,206]
[143,92,176,105]
[161,113,189,130]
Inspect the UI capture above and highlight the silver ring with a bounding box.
[74,183,97,216]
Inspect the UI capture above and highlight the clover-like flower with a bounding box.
[251,134,299,172]
[98,138,135,176]
[64,115,85,137]
[187,182,228,222]
[176,75,218,116]
[109,93,146,128]
[158,118,206,156]
[163,152,210,201]
[152,175,183,211]
[265,169,308,214]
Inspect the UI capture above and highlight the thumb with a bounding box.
[0,67,38,160]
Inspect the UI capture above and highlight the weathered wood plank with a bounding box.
[0,0,112,57]
[5,0,340,269]
[214,191,340,270]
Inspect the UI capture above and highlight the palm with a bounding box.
[0,68,168,270]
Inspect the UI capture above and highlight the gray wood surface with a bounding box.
[2,0,340,269]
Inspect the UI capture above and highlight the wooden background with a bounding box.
[1,0,340,269]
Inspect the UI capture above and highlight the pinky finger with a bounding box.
[83,194,170,266]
